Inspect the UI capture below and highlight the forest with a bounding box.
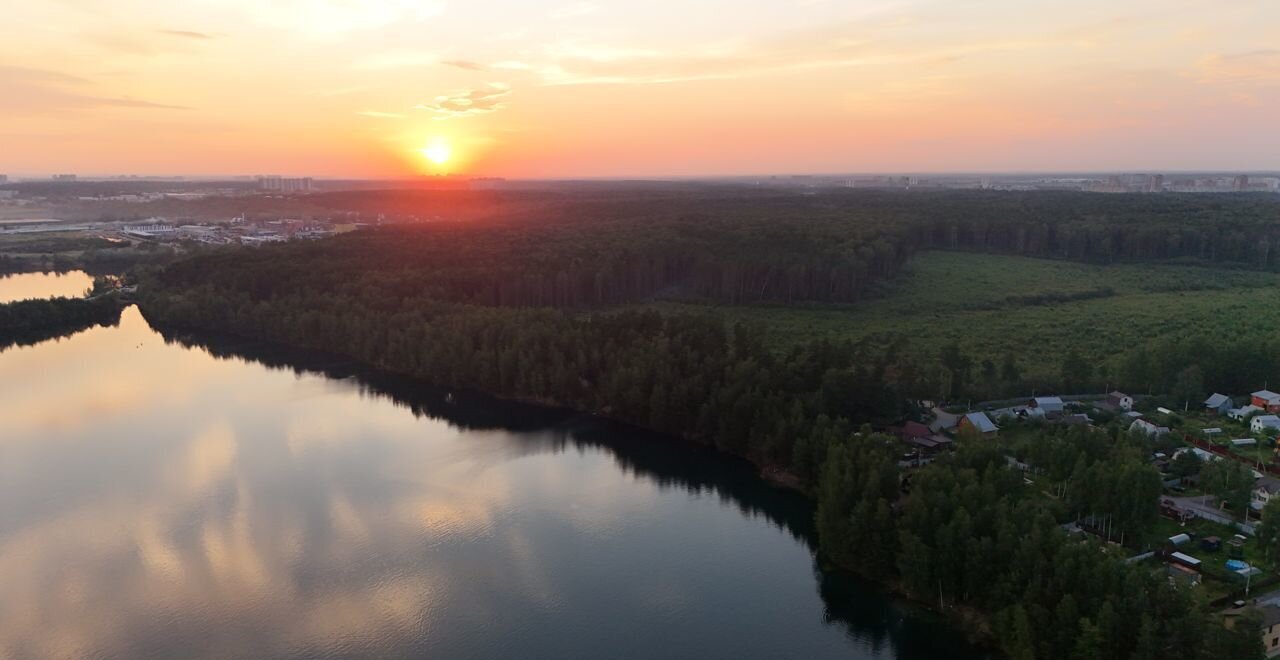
[138,188,1280,659]
[0,296,123,351]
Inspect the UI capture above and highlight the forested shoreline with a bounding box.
[0,296,124,351]
[137,189,1280,659]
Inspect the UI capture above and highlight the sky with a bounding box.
[1,0,1278,178]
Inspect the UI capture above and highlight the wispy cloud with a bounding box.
[0,66,188,113]
[1197,50,1280,83]
[517,15,1117,87]
[441,59,487,71]
[159,29,215,40]
[415,83,510,119]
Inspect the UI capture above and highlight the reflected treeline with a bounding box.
[0,297,123,353]
[155,323,994,660]
[155,322,815,539]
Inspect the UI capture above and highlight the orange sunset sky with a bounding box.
[1,0,1278,178]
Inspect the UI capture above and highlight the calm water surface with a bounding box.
[0,270,93,303]
[0,305,993,660]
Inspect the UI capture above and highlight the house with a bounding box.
[1205,393,1232,414]
[1254,476,1280,511]
[1224,603,1280,657]
[959,412,998,437]
[899,421,932,442]
[1108,391,1134,411]
[1253,415,1280,434]
[1230,404,1265,421]
[897,421,954,453]
[1253,390,1280,412]
[1028,396,1065,419]
[1258,605,1280,656]
[1130,418,1170,437]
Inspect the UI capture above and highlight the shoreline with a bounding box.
[138,303,1004,655]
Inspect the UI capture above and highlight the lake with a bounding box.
[0,270,93,303]
[0,303,992,659]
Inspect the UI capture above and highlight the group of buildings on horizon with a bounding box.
[2,171,1280,195]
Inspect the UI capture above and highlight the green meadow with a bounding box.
[649,251,1280,383]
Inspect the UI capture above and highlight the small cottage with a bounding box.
[1107,391,1134,411]
[1204,393,1232,415]
[959,412,998,437]
[1252,390,1280,412]
[1251,414,1280,434]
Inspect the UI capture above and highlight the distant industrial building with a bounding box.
[1233,174,1250,192]
[121,222,178,239]
[257,176,314,193]
[52,174,77,181]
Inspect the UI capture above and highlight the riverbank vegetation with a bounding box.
[0,296,123,351]
[138,188,1280,659]
[0,230,180,276]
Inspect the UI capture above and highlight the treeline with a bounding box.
[139,283,906,480]
[915,191,1280,267]
[0,296,123,351]
[155,189,1280,309]
[819,427,1262,660]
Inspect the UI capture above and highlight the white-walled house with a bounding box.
[1130,418,1170,437]
[1231,405,1265,421]
[1253,415,1280,434]
[1253,476,1280,512]
[1108,391,1134,411]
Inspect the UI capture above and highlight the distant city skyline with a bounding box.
[2,0,1278,178]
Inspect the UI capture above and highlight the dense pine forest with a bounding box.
[139,188,1280,659]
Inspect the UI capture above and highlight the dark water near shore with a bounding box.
[0,304,993,659]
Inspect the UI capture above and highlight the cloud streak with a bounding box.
[441,59,487,71]
[1197,50,1280,83]
[159,29,215,40]
[0,66,188,113]
[415,83,511,119]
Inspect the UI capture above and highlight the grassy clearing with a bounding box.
[646,251,1280,383]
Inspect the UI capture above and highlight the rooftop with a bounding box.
[963,412,998,433]
[1205,393,1230,407]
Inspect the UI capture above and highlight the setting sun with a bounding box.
[422,141,452,166]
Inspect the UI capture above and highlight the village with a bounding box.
[892,387,1280,653]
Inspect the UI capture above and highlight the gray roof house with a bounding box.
[1029,396,1065,418]
[1130,418,1170,437]
[1204,393,1232,414]
[960,412,999,435]
[1229,404,1264,421]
